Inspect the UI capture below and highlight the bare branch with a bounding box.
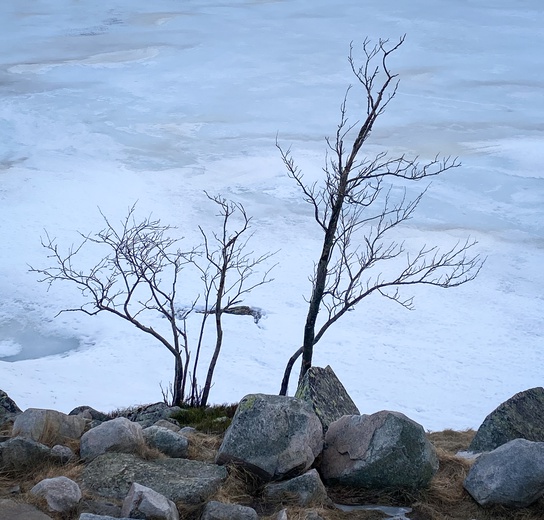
[278,36,485,395]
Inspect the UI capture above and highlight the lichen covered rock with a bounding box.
[216,394,323,481]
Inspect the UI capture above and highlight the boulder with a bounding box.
[0,437,55,470]
[263,469,329,507]
[51,444,76,464]
[153,419,182,432]
[82,452,227,504]
[121,482,179,520]
[321,411,438,489]
[464,438,544,507]
[0,499,53,520]
[12,408,86,446]
[80,417,144,461]
[200,501,258,520]
[143,425,189,458]
[122,403,182,428]
[295,365,359,432]
[0,390,22,429]
[216,394,323,481]
[469,387,544,452]
[30,476,82,513]
[69,406,109,422]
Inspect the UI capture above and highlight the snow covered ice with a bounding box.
[0,0,543,431]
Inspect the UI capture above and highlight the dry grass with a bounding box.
[185,430,223,462]
[427,428,475,453]
[3,422,544,520]
[214,464,263,506]
[135,442,167,461]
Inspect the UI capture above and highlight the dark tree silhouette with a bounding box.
[277,37,484,395]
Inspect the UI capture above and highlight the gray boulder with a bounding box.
[121,482,179,520]
[0,437,55,470]
[153,419,182,432]
[30,476,82,513]
[82,452,227,504]
[51,444,76,464]
[216,394,323,481]
[123,403,182,428]
[464,438,544,507]
[321,411,438,489]
[12,408,86,446]
[263,469,329,507]
[0,390,22,429]
[0,499,53,520]
[70,406,109,422]
[143,425,189,458]
[295,365,360,432]
[80,417,144,461]
[469,387,544,452]
[201,501,258,520]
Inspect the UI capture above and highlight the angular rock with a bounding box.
[80,417,144,461]
[0,390,22,429]
[276,509,288,520]
[264,469,329,507]
[321,411,438,489]
[70,405,109,422]
[0,498,53,520]
[12,408,86,446]
[469,387,544,452]
[82,452,227,503]
[143,425,189,458]
[464,438,544,507]
[295,365,359,432]
[0,437,55,470]
[216,394,323,481]
[201,500,258,520]
[123,403,182,428]
[121,482,179,520]
[30,476,82,513]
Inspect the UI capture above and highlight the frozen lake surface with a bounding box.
[0,0,543,430]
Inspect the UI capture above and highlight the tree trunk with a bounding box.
[171,353,184,407]
[279,346,303,395]
[200,310,223,407]
[299,174,348,382]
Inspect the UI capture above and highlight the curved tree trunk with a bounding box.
[279,346,303,396]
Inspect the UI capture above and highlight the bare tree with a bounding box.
[30,197,274,408]
[277,36,485,395]
[30,206,195,406]
[189,193,276,407]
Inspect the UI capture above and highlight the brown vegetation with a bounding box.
[2,422,544,519]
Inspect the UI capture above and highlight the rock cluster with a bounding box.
[1,371,542,518]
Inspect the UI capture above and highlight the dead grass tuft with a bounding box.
[135,442,167,461]
[427,428,475,453]
[185,431,222,462]
[212,464,263,506]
